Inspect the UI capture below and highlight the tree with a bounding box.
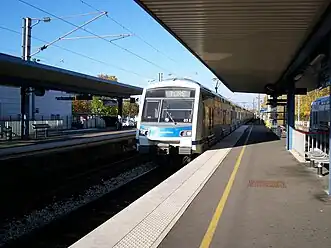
[90,96,118,116]
[87,74,120,116]
[123,100,139,117]
[98,74,118,81]
[295,86,330,120]
[72,99,91,114]
[72,74,118,115]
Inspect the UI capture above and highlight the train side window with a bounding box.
[142,100,160,121]
[314,112,318,124]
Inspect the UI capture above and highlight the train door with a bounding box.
[219,104,223,125]
[223,110,226,125]
[209,107,214,133]
[203,104,209,136]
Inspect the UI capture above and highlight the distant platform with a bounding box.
[0,129,136,160]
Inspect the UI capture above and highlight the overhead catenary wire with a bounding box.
[80,0,200,79]
[80,0,177,63]
[18,0,173,74]
[61,34,132,40]
[30,11,103,21]
[31,11,107,56]
[0,25,149,79]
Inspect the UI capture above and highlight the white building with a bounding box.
[0,85,72,120]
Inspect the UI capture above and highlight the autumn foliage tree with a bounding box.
[72,74,119,115]
[123,100,139,117]
[295,86,330,120]
[72,98,91,115]
[90,74,119,116]
[98,74,118,81]
[260,87,330,122]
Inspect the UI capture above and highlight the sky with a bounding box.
[0,0,261,109]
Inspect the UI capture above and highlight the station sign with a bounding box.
[56,94,93,100]
[103,99,117,107]
[55,96,75,100]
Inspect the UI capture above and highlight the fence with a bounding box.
[0,115,106,140]
[292,128,329,160]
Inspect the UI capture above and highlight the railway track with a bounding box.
[1,153,185,248]
[0,149,149,243]
[0,143,138,221]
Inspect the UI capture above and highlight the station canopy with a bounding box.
[135,0,330,93]
[0,53,142,97]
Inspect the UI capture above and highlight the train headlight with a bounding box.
[139,129,148,136]
[180,130,192,137]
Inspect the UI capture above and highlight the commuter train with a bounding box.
[136,78,253,156]
[309,95,330,132]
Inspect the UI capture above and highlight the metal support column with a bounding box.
[257,94,261,120]
[21,17,32,139]
[286,83,295,150]
[271,99,278,134]
[117,97,123,130]
[328,37,331,195]
[329,85,331,195]
[117,97,123,117]
[283,105,286,126]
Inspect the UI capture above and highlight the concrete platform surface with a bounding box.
[69,125,250,248]
[159,125,331,248]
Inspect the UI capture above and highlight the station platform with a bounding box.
[0,129,136,160]
[70,124,331,248]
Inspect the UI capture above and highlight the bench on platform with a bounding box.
[305,148,329,176]
[32,123,50,139]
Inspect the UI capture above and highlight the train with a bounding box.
[135,78,253,156]
[309,95,330,132]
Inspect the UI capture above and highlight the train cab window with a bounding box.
[142,100,160,122]
[160,99,194,123]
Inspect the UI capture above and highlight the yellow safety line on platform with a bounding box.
[199,125,253,248]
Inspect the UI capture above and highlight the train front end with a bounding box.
[136,80,199,156]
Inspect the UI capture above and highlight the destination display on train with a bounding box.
[146,88,195,98]
[165,90,190,98]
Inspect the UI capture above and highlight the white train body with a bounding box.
[136,79,253,155]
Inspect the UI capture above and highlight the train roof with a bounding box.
[147,78,251,112]
[312,95,329,105]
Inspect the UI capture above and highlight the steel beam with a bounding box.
[286,83,295,150]
[328,35,331,196]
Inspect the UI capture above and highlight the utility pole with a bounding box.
[21,17,32,139]
[212,78,221,93]
[158,73,163,82]
[19,12,114,139]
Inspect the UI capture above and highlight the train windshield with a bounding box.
[141,88,195,123]
[160,99,194,123]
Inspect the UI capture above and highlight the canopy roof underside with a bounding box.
[136,0,330,93]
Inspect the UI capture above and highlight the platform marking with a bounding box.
[199,125,253,248]
[248,180,286,188]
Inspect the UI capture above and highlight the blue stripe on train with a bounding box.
[140,125,192,138]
